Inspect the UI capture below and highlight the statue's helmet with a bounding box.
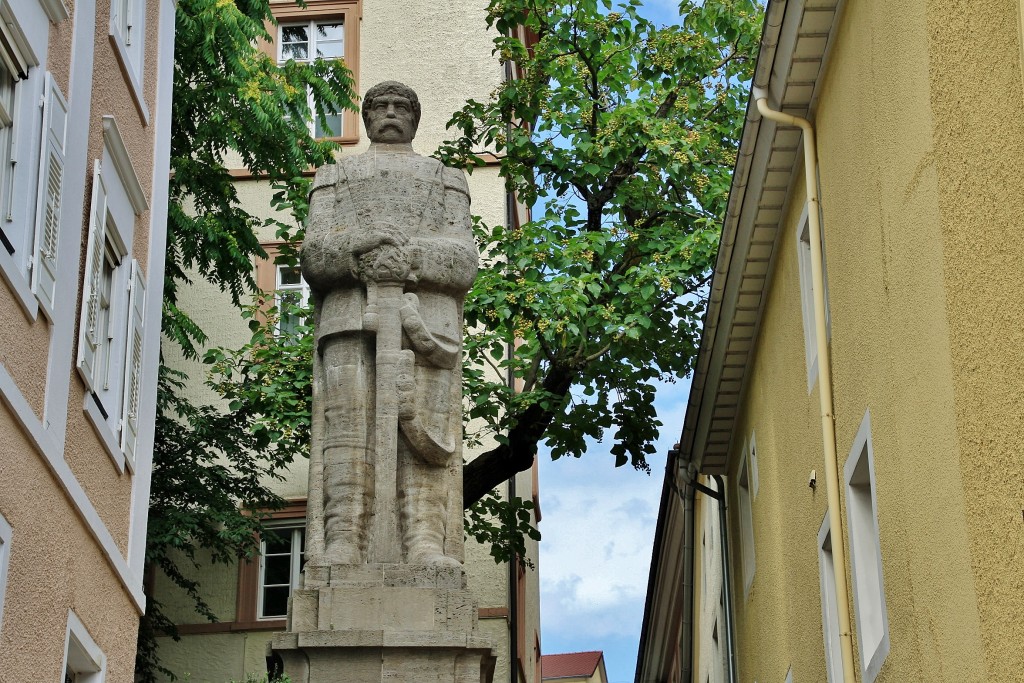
[361,81,422,132]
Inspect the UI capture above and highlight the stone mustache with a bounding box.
[300,81,477,568]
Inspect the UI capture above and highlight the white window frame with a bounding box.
[0,511,11,634]
[277,19,345,139]
[844,410,890,683]
[78,118,148,473]
[817,515,843,683]
[795,203,831,393]
[737,457,756,599]
[257,521,305,620]
[275,262,310,335]
[108,0,149,123]
[63,610,107,683]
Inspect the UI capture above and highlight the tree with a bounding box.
[438,0,763,506]
[137,0,355,678]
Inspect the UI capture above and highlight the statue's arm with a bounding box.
[301,166,358,289]
[409,167,478,292]
[301,165,409,290]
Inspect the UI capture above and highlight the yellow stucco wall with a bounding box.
[925,0,1024,677]
[726,0,1024,680]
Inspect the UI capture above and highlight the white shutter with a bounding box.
[120,259,145,466]
[32,73,68,319]
[77,161,106,392]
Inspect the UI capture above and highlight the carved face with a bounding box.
[365,94,417,144]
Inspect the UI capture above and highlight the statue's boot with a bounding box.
[321,361,374,565]
[403,471,459,567]
[322,452,372,564]
[323,454,372,565]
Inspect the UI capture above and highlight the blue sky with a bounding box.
[537,378,689,683]
[534,2,687,682]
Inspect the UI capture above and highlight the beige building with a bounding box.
[152,1,542,681]
[0,0,175,680]
[541,651,609,683]
[638,0,1024,681]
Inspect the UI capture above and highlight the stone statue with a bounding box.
[300,81,477,568]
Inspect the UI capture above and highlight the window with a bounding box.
[279,20,344,139]
[748,432,759,499]
[63,611,106,683]
[78,120,149,469]
[258,522,305,619]
[795,204,831,392]
[0,58,15,224]
[737,458,755,598]
[268,0,361,143]
[0,1,69,316]
[236,500,306,625]
[817,516,842,683]
[109,0,148,120]
[255,244,311,335]
[844,411,889,683]
[276,264,310,335]
[0,511,11,634]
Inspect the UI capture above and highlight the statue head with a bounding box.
[362,81,421,144]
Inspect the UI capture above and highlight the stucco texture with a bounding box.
[0,410,138,682]
[815,0,987,680]
[925,0,1024,678]
[729,0,1024,680]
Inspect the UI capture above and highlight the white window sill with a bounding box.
[83,392,134,474]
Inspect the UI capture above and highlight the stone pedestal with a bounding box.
[271,564,495,683]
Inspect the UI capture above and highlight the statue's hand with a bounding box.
[349,228,409,257]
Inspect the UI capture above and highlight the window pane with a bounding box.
[315,112,342,139]
[278,266,301,286]
[316,38,345,59]
[281,43,309,61]
[263,528,292,554]
[264,554,292,586]
[281,25,309,43]
[315,22,344,42]
[262,586,289,618]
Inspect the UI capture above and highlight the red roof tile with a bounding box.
[541,651,603,679]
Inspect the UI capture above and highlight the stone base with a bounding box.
[270,564,495,683]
